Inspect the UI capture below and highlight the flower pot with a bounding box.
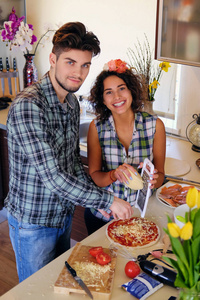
[177,288,200,300]
[23,54,38,88]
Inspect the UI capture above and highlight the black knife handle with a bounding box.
[139,260,177,287]
[0,58,3,71]
[13,58,17,71]
[65,261,77,277]
[6,57,10,71]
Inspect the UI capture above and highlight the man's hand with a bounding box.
[109,197,134,220]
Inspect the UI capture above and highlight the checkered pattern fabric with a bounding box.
[90,112,157,221]
[5,73,113,228]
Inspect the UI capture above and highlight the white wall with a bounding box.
[2,0,199,137]
[26,0,157,97]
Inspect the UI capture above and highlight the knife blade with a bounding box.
[65,261,93,299]
[166,176,200,187]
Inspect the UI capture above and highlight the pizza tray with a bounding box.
[54,242,117,300]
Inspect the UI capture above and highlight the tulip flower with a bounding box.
[168,222,181,238]
[186,187,198,208]
[180,222,193,240]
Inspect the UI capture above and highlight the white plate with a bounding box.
[156,181,192,208]
[165,157,190,177]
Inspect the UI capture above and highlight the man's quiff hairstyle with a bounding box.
[52,22,100,58]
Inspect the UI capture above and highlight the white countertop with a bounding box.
[1,196,178,300]
[165,135,200,182]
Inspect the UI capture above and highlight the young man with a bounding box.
[5,22,133,282]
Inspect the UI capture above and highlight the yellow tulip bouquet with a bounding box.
[163,187,200,298]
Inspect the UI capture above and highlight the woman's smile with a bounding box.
[113,100,126,107]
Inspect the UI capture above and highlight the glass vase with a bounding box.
[23,54,38,88]
[142,100,156,115]
[177,288,200,300]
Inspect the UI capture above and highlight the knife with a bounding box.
[65,261,93,299]
[166,175,200,187]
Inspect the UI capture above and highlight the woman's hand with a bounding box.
[138,163,160,189]
[148,169,159,189]
[112,163,138,184]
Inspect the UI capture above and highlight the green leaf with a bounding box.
[167,215,173,223]
[175,275,189,288]
[176,215,186,223]
[176,256,190,284]
[185,240,194,287]
[194,269,200,284]
[170,236,189,270]
[193,209,200,239]
[163,256,188,283]
[192,235,200,266]
[185,211,189,222]
[191,208,198,222]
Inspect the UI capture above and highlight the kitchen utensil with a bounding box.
[65,261,93,299]
[109,243,137,260]
[166,176,200,188]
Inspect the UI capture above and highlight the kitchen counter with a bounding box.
[1,194,178,300]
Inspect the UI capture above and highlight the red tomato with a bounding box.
[125,261,140,278]
[89,246,103,257]
[96,252,111,265]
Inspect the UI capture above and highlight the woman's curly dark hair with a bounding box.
[89,69,144,121]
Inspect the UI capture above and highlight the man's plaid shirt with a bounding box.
[5,73,113,228]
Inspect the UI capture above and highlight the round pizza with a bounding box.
[106,217,160,248]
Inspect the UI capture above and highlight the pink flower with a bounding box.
[108,60,117,71]
[106,59,129,73]
[31,35,37,45]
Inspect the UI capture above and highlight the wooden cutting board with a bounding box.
[54,243,117,299]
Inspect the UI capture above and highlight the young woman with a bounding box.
[84,59,166,234]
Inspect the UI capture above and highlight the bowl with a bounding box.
[174,204,190,229]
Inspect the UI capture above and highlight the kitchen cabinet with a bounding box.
[155,0,200,67]
[0,129,9,209]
